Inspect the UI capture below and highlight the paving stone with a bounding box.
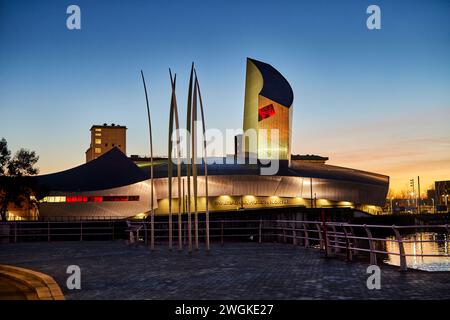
[0,241,449,300]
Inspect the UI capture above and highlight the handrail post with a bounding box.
[47,221,50,242]
[363,224,377,265]
[220,220,224,246]
[349,226,357,257]
[322,223,330,257]
[14,222,17,243]
[142,221,147,245]
[320,210,330,257]
[315,223,323,250]
[80,221,83,241]
[292,220,297,246]
[342,224,352,261]
[303,223,309,247]
[331,225,338,253]
[392,225,407,271]
[282,221,287,243]
[258,218,262,244]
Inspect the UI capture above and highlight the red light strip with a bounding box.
[64,196,139,203]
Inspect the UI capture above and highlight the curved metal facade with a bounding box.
[153,173,388,212]
[38,169,388,218]
[39,180,155,219]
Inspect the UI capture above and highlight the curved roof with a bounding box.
[249,58,294,107]
[34,148,149,192]
[141,159,388,187]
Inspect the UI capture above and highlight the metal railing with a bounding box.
[268,220,450,271]
[1,219,449,271]
[0,221,116,242]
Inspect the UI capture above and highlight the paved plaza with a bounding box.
[0,241,449,300]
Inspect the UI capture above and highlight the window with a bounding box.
[41,196,66,203]
[105,143,108,147]
[40,195,139,203]
[95,139,101,145]
[112,143,115,147]
[95,148,101,154]
[95,128,102,132]
[95,133,101,137]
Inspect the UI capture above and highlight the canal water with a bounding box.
[384,232,450,272]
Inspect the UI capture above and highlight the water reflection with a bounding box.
[384,232,450,272]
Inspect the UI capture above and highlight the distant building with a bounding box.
[435,180,450,206]
[85,123,126,162]
[426,189,436,206]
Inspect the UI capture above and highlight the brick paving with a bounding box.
[0,241,449,300]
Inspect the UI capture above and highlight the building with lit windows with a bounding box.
[28,58,389,220]
[435,180,450,208]
[85,124,126,162]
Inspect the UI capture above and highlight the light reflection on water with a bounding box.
[384,232,450,272]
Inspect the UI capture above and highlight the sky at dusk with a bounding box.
[1,0,449,195]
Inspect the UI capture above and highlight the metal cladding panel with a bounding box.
[243,59,263,156]
[153,174,388,206]
[38,180,156,219]
[38,173,388,218]
[257,96,291,160]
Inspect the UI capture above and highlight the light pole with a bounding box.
[409,178,416,213]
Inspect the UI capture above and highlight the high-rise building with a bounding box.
[243,58,294,161]
[85,123,127,162]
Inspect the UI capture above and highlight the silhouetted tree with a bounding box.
[0,138,39,221]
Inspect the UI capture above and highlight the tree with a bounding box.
[0,138,39,221]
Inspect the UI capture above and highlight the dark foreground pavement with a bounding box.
[0,241,449,300]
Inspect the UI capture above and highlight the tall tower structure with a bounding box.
[242,58,293,161]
